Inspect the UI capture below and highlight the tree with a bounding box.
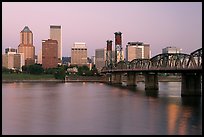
[2,66,12,73]
[77,65,90,76]
[26,64,44,74]
[54,67,66,80]
[22,65,28,73]
[91,64,99,75]
[44,68,58,74]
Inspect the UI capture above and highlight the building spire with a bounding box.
[21,26,32,32]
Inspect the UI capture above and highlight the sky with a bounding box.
[2,2,202,58]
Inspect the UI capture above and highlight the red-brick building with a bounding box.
[42,39,58,69]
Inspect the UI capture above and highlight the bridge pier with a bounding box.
[181,73,201,96]
[127,72,137,87]
[145,72,158,90]
[105,73,112,84]
[111,73,122,85]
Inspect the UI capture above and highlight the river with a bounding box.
[2,82,202,135]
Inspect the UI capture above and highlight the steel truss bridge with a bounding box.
[101,48,202,73]
[101,48,202,96]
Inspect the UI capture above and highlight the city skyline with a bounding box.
[2,2,202,57]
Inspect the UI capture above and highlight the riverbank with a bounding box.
[2,73,62,83]
[2,73,181,83]
[131,75,181,82]
[2,79,64,83]
[2,73,55,80]
[65,75,181,82]
[158,75,181,82]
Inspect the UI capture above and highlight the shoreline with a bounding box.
[2,75,181,83]
[2,77,181,83]
[2,79,65,83]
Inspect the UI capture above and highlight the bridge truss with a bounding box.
[101,48,202,72]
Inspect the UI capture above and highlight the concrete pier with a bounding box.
[127,72,137,87]
[145,72,158,90]
[105,73,112,84]
[181,73,201,96]
[111,73,122,85]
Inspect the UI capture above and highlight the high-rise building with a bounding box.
[95,48,106,72]
[42,39,58,69]
[5,47,17,54]
[71,42,87,66]
[37,49,42,64]
[2,54,14,69]
[50,25,62,62]
[2,54,8,68]
[18,53,25,68]
[162,46,181,54]
[126,42,150,61]
[95,48,115,72]
[91,56,95,65]
[18,26,35,66]
[13,54,21,70]
[34,55,38,64]
[2,48,24,70]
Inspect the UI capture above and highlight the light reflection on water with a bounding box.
[2,82,202,135]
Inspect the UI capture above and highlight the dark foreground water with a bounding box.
[2,82,202,135]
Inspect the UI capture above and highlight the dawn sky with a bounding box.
[2,2,202,58]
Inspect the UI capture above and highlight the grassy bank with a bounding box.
[2,73,181,82]
[2,73,55,80]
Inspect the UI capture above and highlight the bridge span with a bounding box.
[101,48,202,96]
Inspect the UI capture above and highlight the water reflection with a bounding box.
[165,96,202,135]
[167,103,180,134]
[145,90,159,97]
[181,97,202,106]
[2,82,202,135]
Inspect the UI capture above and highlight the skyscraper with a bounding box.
[5,47,17,54]
[95,48,115,72]
[42,39,58,69]
[95,48,106,72]
[71,42,87,66]
[2,48,24,70]
[37,49,42,64]
[50,25,62,63]
[126,42,150,61]
[162,46,181,54]
[18,26,35,66]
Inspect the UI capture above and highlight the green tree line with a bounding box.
[2,64,99,80]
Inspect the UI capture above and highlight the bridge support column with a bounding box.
[145,72,158,90]
[111,73,122,85]
[127,72,137,87]
[105,73,112,84]
[181,73,201,96]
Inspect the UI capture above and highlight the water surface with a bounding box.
[2,82,202,135]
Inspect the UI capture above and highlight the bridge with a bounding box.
[101,48,202,96]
